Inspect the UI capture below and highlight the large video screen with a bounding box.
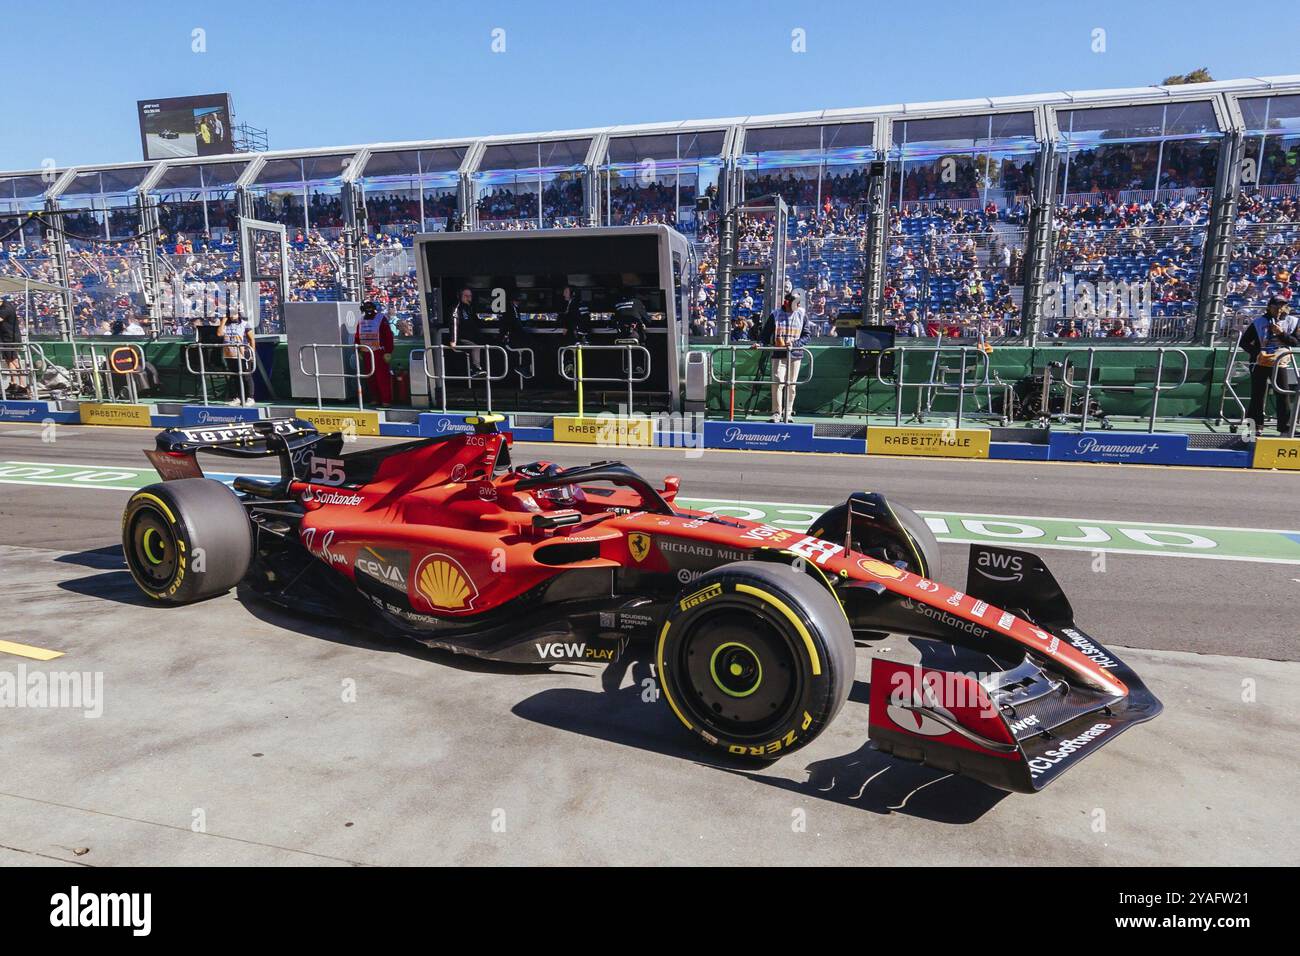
[137,94,234,161]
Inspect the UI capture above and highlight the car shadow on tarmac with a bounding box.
[233,586,555,675]
[512,657,1007,823]
[54,552,1007,821]
[55,546,157,607]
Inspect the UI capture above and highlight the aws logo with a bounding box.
[412,553,479,611]
[627,532,652,563]
[975,550,1024,583]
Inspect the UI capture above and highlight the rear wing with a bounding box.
[145,418,337,483]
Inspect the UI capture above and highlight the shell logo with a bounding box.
[412,553,479,611]
[858,557,906,580]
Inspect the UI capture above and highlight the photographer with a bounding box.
[754,291,808,424]
[1241,296,1300,435]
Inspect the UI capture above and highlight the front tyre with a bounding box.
[810,497,940,579]
[122,478,252,604]
[657,561,854,760]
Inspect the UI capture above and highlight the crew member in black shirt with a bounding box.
[0,296,30,399]
[611,293,648,345]
[558,286,587,343]
[499,289,526,347]
[449,286,485,377]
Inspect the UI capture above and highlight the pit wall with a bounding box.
[21,340,1243,421]
[7,340,1297,472]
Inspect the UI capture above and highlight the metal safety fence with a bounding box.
[1270,351,1300,439]
[411,343,520,414]
[1060,346,1189,432]
[70,342,148,404]
[874,345,1009,428]
[297,343,376,410]
[1,341,54,399]
[185,342,257,406]
[709,345,816,420]
[558,343,651,416]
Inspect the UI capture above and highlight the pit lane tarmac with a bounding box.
[1,423,1296,865]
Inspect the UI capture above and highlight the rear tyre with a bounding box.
[810,498,940,579]
[657,561,855,760]
[121,478,252,604]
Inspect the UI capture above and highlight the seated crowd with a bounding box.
[5,178,1300,345]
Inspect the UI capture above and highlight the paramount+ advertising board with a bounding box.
[702,421,815,452]
[1047,432,1247,467]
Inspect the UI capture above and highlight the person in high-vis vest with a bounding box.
[1241,296,1300,435]
[355,301,394,405]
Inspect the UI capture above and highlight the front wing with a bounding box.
[865,545,1163,793]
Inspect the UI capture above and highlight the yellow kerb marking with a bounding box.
[0,640,64,661]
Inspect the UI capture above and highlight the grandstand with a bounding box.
[3,75,1299,346]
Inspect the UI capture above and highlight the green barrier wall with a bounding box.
[35,338,1237,423]
[699,344,1230,421]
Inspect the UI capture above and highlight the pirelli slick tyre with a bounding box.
[810,499,940,579]
[657,561,854,760]
[122,479,252,604]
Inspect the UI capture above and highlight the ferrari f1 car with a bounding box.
[121,415,1162,793]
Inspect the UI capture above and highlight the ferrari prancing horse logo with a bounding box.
[627,533,652,563]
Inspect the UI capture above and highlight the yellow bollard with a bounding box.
[576,345,585,418]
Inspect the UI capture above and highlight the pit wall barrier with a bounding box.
[22,341,1255,421]
[19,396,1287,471]
[0,399,79,424]
[1252,438,1300,470]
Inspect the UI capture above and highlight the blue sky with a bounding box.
[1,0,1296,170]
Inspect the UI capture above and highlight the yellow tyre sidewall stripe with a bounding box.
[656,620,693,731]
[122,492,187,600]
[659,578,825,734]
[734,584,822,676]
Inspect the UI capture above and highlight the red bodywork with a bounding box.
[290,428,1126,698]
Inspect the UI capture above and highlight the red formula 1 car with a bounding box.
[121,416,1161,793]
